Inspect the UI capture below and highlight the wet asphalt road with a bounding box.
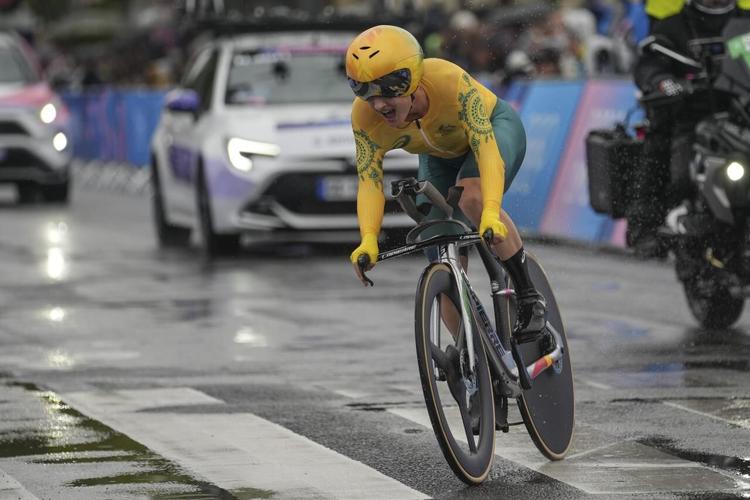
[0,185,748,499]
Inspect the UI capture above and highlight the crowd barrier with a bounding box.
[62,89,166,168]
[61,79,643,246]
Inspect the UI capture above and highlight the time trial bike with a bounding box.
[358,177,575,485]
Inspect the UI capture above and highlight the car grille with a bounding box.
[252,171,415,215]
[0,121,28,135]
[0,148,41,168]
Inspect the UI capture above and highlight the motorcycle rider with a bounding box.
[627,0,739,258]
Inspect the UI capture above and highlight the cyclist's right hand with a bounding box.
[350,233,378,286]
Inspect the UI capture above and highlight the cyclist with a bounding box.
[346,25,545,338]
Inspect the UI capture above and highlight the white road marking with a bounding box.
[331,388,371,399]
[579,379,613,390]
[663,401,750,430]
[60,388,426,500]
[389,406,747,495]
[0,467,39,500]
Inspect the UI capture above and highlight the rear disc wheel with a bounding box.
[512,252,575,460]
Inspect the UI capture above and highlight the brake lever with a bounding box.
[357,255,374,287]
[482,228,494,247]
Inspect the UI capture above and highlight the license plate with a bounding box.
[317,175,400,201]
[317,176,358,201]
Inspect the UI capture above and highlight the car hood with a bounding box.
[222,103,358,160]
[0,82,54,109]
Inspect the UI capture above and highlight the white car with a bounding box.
[150,31,416,256]
[0,31,71,203]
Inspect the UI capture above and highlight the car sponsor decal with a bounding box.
[277,119,352,129]
[168,145,195,183]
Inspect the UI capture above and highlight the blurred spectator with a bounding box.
[81,58,102,87]
[514,9,583,78]
[9,0,643,91]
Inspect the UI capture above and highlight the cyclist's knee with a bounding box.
[457,183,482,223]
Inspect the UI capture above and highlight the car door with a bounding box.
[162,47,218,219]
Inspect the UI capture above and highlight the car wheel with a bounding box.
[16,182,38,204]
[41,180,70,204]
[197,165,240,258]
[151,159,191,247]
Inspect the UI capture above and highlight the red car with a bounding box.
[0,30,71,203]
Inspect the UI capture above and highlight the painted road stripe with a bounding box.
[61,388,426,500]
[664,400,750,430]
[389,406,748,495]
[0,467,39,500]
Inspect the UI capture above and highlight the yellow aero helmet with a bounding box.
[346,25,424,100]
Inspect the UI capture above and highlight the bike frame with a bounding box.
[370,178,566,399]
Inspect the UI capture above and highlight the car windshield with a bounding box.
[226,49,352,105]
[0,46,36,84]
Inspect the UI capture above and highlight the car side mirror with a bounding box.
[165,89,200,114]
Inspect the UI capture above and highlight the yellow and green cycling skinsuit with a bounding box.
[351,58,526,258]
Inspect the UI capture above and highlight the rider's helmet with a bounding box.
[345,25,424,100]
[687,0,736,15]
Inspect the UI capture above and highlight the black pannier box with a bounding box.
[585,125,642,219]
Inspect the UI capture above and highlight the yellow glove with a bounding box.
[479,209,508,242]
[350,233,379,267]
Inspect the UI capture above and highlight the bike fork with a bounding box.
[441,244,478,374]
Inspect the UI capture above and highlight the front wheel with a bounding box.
[684,275,744,329]
[41,180,70,204]
[415,263,496,485]
[196,166,240,258]
[151,161,190,248]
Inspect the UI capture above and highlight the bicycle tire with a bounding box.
[515,252,575,460]
[414,263,496,485]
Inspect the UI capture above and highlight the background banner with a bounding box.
[502,81,584,232]
[539,80,640,242]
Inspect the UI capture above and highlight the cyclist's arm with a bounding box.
[353,128,387,240]
[457,73,505,216]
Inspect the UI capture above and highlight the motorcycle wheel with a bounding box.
[683,277,744,329]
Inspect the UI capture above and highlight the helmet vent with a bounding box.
[369,50,380,58]
[360,46,370,49]
[352,54,359,59]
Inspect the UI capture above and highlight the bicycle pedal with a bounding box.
[539,328,557,355]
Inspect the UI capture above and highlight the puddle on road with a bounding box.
[0,381,273,499]
[641,436,750,480]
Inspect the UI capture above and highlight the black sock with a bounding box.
[501,247,535,297]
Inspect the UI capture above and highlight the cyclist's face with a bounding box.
[367,95,411,127]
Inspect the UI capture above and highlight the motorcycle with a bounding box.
[586,18,750,329]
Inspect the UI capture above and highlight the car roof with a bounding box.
[222,31,354,52]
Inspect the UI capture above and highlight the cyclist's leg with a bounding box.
[417,153,468,340]
[455,98,525,242]
[456,99,546,337]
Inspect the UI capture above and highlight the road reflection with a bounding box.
[43,221,69,281]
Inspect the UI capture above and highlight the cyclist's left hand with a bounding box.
[350,234,378,286]
[479,210,508,245]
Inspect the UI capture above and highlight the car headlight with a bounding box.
[726,161,745,182]
[53,132,68,152]
[227,137,281,172]
[40,103,57,124]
